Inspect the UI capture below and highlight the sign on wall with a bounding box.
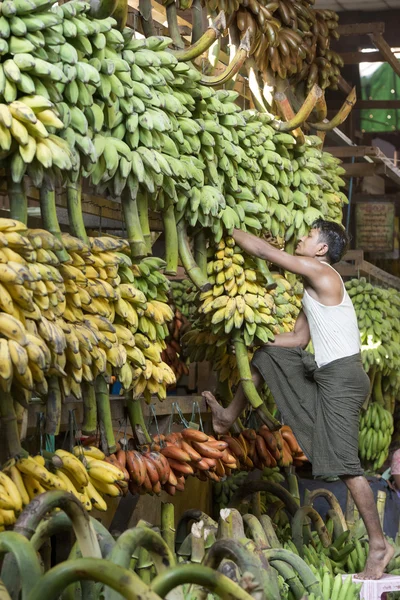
[355,202,395,252]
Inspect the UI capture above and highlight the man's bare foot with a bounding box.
[355,540,395,580]
[202,391,232,435]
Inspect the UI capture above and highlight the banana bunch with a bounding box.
[308,566,362,600]
[170,279,197,319]
[161,307,190,383]
[359,402,394,471]
[203,0,343,90]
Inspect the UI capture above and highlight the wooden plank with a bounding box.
[343,163,379,177]
[337,22,385,36]
[340,51,385,64]
[359,260,400,289]
[324,146,379,158]
[338,75,353,95]
[370,32,400,78]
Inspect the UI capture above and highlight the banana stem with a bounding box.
[247,59,271,113]
[373,370,384,406]
[111,0,128,30]
[309,87,357,131]
[286,472,300,506]
[177,220,211,292]
[200,45,248,86]
[229,481,299,517]
[95,375,117,455]
[121,190,147,258]
[254,257,276,290]
[29,558,159,600]
[7,177,27,225]
[151,564,255,600]
[137,548,152,585]
[242,514,269,548]
[137,192,152,255]
[259,515,281,548]
[291,506,331,556]
[172,10,226,61]
[304,489,347,533]
[39,184,70,263]
[13,491,101,557]
[81,381,97,436]
[66,177,89,244]
[161,503,175,554]
[207,11,221,73]
[138,0,155,37]
[271,84,322,135]
[176,510,217,549]
[264,548,321,597]
[45,376,62,436]
[270,560,306,599]
[0,531,42,600]
[104,528,175,600]
[163,202,178,276]
[166,1,184,49]
[0,392,23,458]
[232,330,281,430]
[194,229,207,278]
[126,395,151,445]
[191,0,203,44]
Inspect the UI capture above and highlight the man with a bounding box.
[203,219,394,580]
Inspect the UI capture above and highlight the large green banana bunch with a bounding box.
[170,279,197,319]
[359,402,393,471]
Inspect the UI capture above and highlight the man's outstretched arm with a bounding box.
[263,310,310,349]
[232,229,324,279]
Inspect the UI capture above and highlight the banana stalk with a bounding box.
[271,84,323,134]
[139,0,156,37]
[137,192,152,255]
[45,376,62,436]
[31,512,115,558]
[0,531,42,600]
[207,11,222,74]
[126,395,152,445]
[217,508,244,540]
[232,330,280,430]
[291,506,331,556]
[269,560,306,599]
[104,527,175,600]
[373,370,384,406]
[259,515,281,548]
[165,0,184,49]
[81,382,97,436]
[191,0,203,44]
[190,521,205,564]
[39,184,70,263]
[194,229,207,279]
[172,11,226,61]
[150,564,255,600]
[326,509,346,541]
[95,375,117,455]
[163,201,178,276]
[229,481,299,518]
[204,538,278,600]
[243,514,269,549]
[29,558,159,600]
[121,190,147,258]
[161,503,175,554]
[66,177,89,244]
[200,30,250,86]
[177,220,211,292]
[176,510,217,549]
[304,489,347,534]
[112,0,128,30]
[247,60,271,113]
[7,176,27,225]
[13,491,102,558]
[88,0,118,18]
[0,392,23,458]
[286,472,300,506]
[254,257,276,290]
[377,490,386,529]
[309,87,357,131]
[136,548,152,585]
[314,94,327,144]
[263,548,322,597]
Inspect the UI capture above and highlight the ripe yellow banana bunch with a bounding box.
[199,237,279,346]
[0,96,72,183]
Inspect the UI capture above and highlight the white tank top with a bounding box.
[302,262,361,367]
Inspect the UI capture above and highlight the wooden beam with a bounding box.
[338,75,353,95]
[370,32,400,78]
[340,51,385,64]
[329,99,400,109]
[337,22,385,36]
[324,146,379,158]
[342,163,380,177]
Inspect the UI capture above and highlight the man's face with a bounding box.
[295,227,328,259]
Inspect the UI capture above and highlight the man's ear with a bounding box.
[316,242,329,258]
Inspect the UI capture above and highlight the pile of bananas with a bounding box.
[0,447,128,517]
[170,280,197,319]
[214,466,285,510]
[203,0,343,89]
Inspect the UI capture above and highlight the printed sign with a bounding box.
[355,202,395,252]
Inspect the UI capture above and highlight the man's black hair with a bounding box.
[311,219,349,264]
